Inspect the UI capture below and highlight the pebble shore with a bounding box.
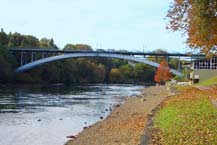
[65,86,169,145]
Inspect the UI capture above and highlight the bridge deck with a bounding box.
[9,48,205,57]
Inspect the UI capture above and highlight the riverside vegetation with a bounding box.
[0,29,155,84]
[0,29,183,85]
[152,4,217,143]
[152,77,217,144]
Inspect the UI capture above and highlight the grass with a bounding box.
[153,88,217,144]
[174,84,190,91]
[197,76,217,87]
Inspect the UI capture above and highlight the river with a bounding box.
[0,84,144,145]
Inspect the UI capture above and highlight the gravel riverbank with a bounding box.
[65,86,169,145]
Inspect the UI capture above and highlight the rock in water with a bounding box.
[115,104,120,107]
[141,98,146,102]
[67,135,77,139]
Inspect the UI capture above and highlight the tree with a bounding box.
[42,62,61,83]
[169,58,179,69]
[64,44,92,51]
[0,28,9,47]
[109,68,123,83]
[61,59,79,84]
[94,64,106,83]
[63,44,76,50]
[8,32,22,47]
[39,38,57,49]
[167,0,217,55]
[134,63,155,83]
[0,46,16,83]
[119,64,133,82]
[154,60,172,84]
[74,44,92,51]
[111,59,128,68]
[20,35,39,48]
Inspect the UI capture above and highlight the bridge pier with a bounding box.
[24,52,28,65]
[42,52,45,59]
[31,52,34,62]
[155,56,158,62]
[20,52,23,66]
[178,56,181,71]
[166,56,169,64]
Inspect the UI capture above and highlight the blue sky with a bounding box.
[0,0,188,52]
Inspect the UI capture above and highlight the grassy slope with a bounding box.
[153,88,217,144]
[197,76,217,87]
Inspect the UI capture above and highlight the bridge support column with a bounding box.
[166,56,169,64]
[24,52,27,65]
[31,52,34,62]
[178,56,181,71]
[155,56,158,62]
[20,52,23,66]
[42,52,45,59]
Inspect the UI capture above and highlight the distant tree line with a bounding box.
[0,29,186,84]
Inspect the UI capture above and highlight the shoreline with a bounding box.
[0,84,143,145]
[65,86,169,145]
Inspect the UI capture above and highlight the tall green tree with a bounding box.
[109,68,123,83]
[64,44,76,50]
[0,46,16,83]
[94,64,106,83]
[0,29,9,47]
[64,44,92,51]
[39,38,57,49]
[134,63,155,83]
[61,60,79,84]
[20,35,39,48]
[119,64,133,82]
[8,32,23,47]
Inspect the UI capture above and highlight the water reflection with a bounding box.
[0,84,144,145]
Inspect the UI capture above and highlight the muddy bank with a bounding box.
[65,86,169,145]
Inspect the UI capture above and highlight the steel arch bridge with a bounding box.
[15,52,184,76]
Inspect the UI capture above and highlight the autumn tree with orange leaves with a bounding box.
[154,60,172,84]
[167,0,217,55]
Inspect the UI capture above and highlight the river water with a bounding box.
[0,84,144,145]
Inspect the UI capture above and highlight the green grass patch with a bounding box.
[174,84,190,91]
[197,76,217,87]
[154,97,217,144]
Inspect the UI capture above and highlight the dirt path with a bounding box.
[65,86,169,145]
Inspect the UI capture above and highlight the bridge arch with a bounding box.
[16,52,183,76]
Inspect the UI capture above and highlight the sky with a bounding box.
[0,0,189,52]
